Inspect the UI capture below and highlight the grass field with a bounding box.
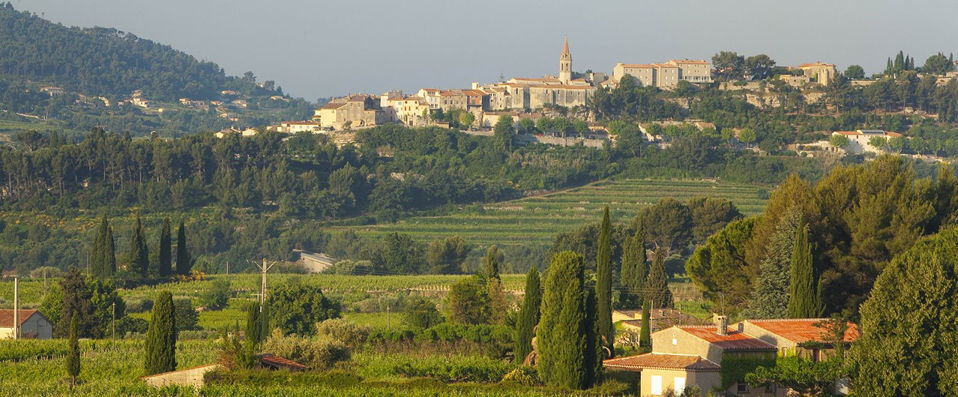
[335,178,769,247]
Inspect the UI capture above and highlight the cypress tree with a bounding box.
[514,267,541,363]
[91,215,116,279]
[620,222,647,308]
[595,206,613,358]
[583,286,603,386]
[128,214,149,278]
[145,291,176,375]
[175,221,191,276]
[245,301,270,346]
[639,302,651,350]
[57,266,93,338]
[480,245,502,282]
[158,217,172,278]
[645,249,673,309]
[536,251,597,389]
[66,313,80,389]
[787,223,822,318]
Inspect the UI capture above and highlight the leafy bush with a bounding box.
[315,318,369,350]
[199,280,231,310]
[261,331,351,370]
[117,316,148,335]
[125,298,153,313]
[173,298,200,332]
[500,366,539,386]
[403,297,443,329]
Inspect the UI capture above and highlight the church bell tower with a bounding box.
[559,38,571,84]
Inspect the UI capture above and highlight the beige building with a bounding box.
[832,129,902,154]
[613,59,713,88]
[0,309,53,339]
[605,317,859,396]
[316,95,386,130]
[386,96,431,126]
[798,62,837,86]
[273,121,323,133]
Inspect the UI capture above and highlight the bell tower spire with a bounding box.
[559,37,571,84]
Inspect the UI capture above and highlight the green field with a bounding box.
[337,178,769,247]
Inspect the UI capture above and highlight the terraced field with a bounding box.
[340,178,770,247]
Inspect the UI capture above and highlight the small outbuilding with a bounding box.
[0,309,53,339]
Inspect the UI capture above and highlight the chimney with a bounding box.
[716,315,728,336]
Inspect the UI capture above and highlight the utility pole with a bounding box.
[226,261,229,276]
[13,277,18,340]
[252,258,276,312]
[111,302,116,349]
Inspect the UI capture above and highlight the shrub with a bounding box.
[117,317,148,335]
[261,331,351,370]
[500,366,539,386]
[125,298,153,313]
[173,299,200,332]
[403,297,443,329]
[315,319,369,350]
[199,280,231,310]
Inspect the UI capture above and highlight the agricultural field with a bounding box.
[335,178,769,247]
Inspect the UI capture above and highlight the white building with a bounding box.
[833,130,903,154]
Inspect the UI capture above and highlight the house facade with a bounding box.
[798,62,837,86]
[0,309,53,339]
[613,59,713,88]
[832,129,902,154]
[316,95,385,130]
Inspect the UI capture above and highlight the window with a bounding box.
[650,375,663,395]
[736,382,750,394]
[674,377,686,395]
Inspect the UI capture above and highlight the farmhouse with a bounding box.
[605,316,858,396]
[0,309,53,339]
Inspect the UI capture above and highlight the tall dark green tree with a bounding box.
[515,267,541,363]
[66,313,80,389]
[480,245,502,282]
[57,266,94,338]
[595,206,614,358]
[127,214,149,278]
[787,223,821,318]
[536,251,599,389]
[175,221,191,276]
[90,215,115,279]
[144,291,176,375]
[645,249,673,309]
[245,301,269,346]
[158,217,172,278]
[620,222,647,307]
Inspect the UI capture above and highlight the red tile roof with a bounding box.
[669,59,710,65]
[604,353,720,371]
[834,131,861,136]
[743,319,860,344]
[678,326,776,351]
[0,309,43,327]
[320,102,346,110]
[799,62,835,68]
[258,354,308,371]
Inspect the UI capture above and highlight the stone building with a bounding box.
[798,62,837,86]
[613,59,713,88]
[316,95,386,130]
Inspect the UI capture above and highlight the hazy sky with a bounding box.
[12,0,958,101]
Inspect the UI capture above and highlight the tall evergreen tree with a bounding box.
[645,249,673,309]
[583,286,603,386]
[744,207,800,318]
[145,291,176,375]
[90,215,115,279]
[620,221,647,307]
[787,223,822,318]
[480,245,502,282]
[595,206,613,358]
[66,313,80,389]
[639,302,651,350]
[175,221,191,276]
[158,217,172,278]
[536,251,599,389]
[245,301,269,347]
[127,214,149,278]
[515,267,541,363]
[57,266,94,338]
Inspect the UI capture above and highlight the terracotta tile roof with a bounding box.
[743,319,860,344]
[678,326,776,351]
[884,131,902,137]
[669,59,711,65]
[320,102,346,110]
[461,90,486,97]
[0,309,43,327]
[834,131,861,136]
[512,77,561,82]
[604,353,720,371]
[799,62,835,68]
[620,63,658,69]
[258,354,308,371]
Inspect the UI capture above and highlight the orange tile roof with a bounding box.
[620,63,658,69]
[0,309,44,327]
[885,131,902,137]
[604,353,720,371]
[678,326,776,351]
[259,354,308,371]
[512,77,561,82]
[834,131,861,136]
[743,319,860,344]
[799,62,835,68]
[670,59,710,65]
[320,102,346,110]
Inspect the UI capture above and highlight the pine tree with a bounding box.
[158,217,172,278]
[620,222,647,308]
[787,223,822,318]
[744,208,800,318]
[514,267,541,363]
[175,221,191,276]
[145,291,176,375]
[639,302,651,350]
[128,214,149,278]
[480,245,502,282]
[595,206,613,358]
[91,215,115,279]
[536,251,598,389]
[645,249,673,309]
[66,313,80,389]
